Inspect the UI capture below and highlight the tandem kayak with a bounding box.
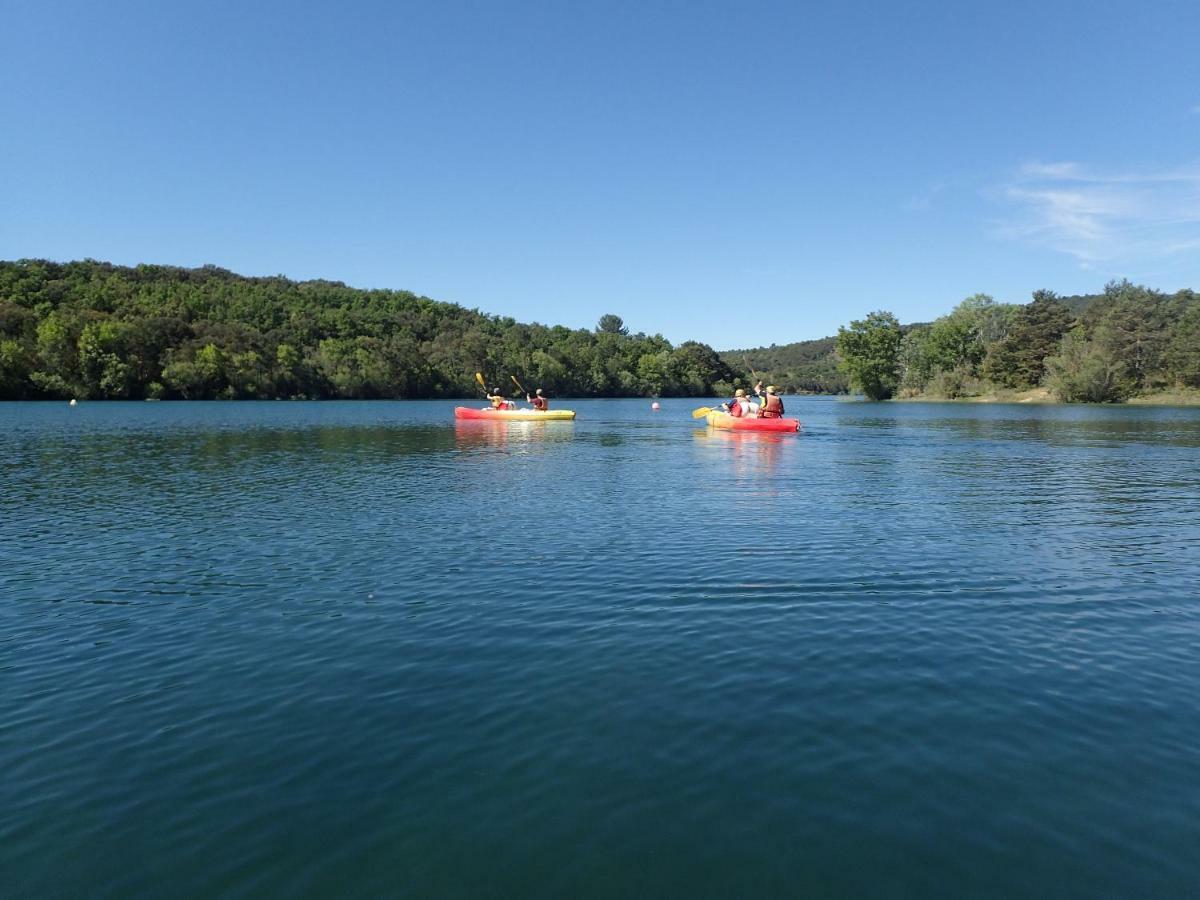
[455,407,577,421]
[706,410,800,432]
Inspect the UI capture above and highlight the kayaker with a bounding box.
[721,388,751,418]
[486,387,514,410]
[755,382,785,418]
[527,388,549,411]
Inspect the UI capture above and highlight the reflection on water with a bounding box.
[453,418,576,450]
[691,427,790,480]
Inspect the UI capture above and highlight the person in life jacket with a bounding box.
[527,388,549,411]
[486,388,515,410]
[755,382,784,418]
[721,388,751,418]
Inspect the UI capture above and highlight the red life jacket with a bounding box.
[532,396,548,411]
[490,397,505,409]
[727,399,744,417]
[761,394,784,418]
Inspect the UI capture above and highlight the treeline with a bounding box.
[835,282,1200,401]
[0,260,738,400]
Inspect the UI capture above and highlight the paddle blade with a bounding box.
[475,371,486,389]
[691,406,712,419]
[510,375,527,393]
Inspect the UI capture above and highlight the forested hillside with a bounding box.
[0,260,736,400]
[719,337,848,394]
[4,260,1192,404]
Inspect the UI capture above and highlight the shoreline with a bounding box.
[889,387,1200,407]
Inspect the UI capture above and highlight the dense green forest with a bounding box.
[0,260,740,400]
[3,260,1195,404]
[834,283,1200,402]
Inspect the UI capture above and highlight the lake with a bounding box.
[3,398,1199,897]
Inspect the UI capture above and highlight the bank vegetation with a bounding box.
[834,282,1200,404]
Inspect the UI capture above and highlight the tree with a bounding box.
[162,343,226,399]
[1043,326,1131,402]
[956,294,1015,345]
[78,320,132,398]
[982,291,1073,388]
[596,314,628,335]
[1084,280,1173,390]
[668,341,734,396]
[1164,298,1200,387]
[0,337,32,398]
[898,326,934,391]
[836,311,903,400]
[34,311,80,394]
[924,313,983,374]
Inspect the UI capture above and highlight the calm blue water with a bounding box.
[3,398,1200,897]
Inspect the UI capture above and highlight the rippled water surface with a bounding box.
[4,398,1200,897]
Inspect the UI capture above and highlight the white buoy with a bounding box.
[651,401,660,411]
[69,398,77,407]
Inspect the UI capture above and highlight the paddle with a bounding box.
[692,406,715,418]
[476,371,505,408]
[744,355,760,383]
[510,374,528,394]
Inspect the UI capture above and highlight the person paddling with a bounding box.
[721,388,751,418]
[755,381,784,418]
[486,387,514,410]
[527,388,549,411]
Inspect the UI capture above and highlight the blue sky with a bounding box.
[3,0,1198,347]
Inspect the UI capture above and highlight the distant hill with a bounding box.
[719,336,847,394]
[721,322,933,395]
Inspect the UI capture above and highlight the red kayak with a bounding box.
[706,410,800,432]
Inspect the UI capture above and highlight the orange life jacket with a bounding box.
[761,394,784,418]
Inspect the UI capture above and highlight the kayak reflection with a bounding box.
[692,427,788,479]
[454,419,576,449]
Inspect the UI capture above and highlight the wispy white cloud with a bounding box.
[905,180,956,212]
[994,160,1200,267]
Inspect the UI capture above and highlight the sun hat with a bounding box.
[734,388,746,397]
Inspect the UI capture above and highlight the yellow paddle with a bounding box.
[475,371,487,393]
[510,375,528,394]
[691,406,715,419]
